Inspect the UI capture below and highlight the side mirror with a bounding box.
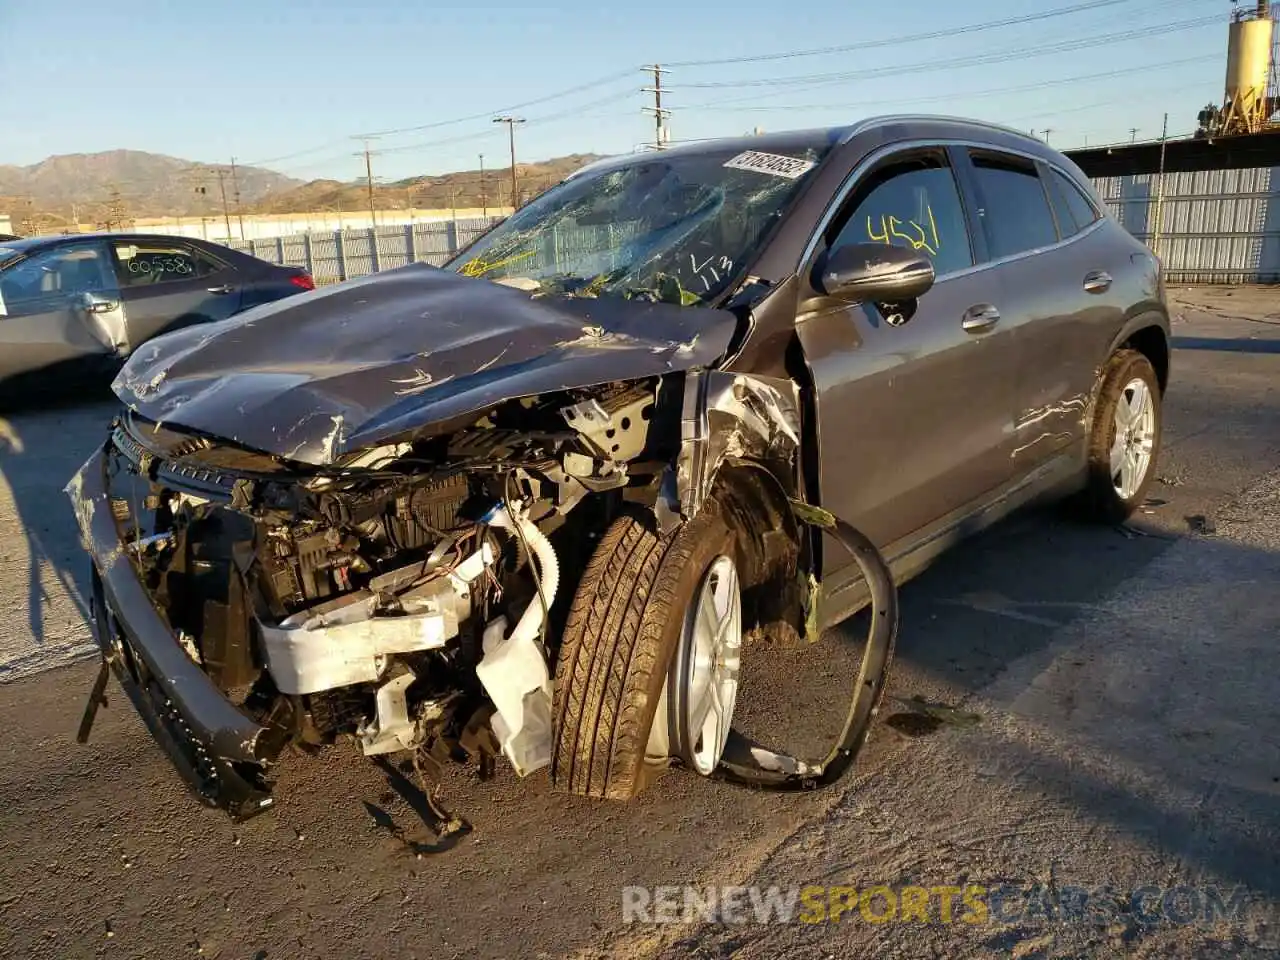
[815,242,935,304]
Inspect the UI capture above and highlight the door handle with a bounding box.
[961,303,1000,333]
[85,299,119,314]
[207,284,235,294]
[1083,270,1112,293]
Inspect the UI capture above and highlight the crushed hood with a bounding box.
[113,263,738,465]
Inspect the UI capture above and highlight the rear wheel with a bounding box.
[1080,348,1162,524]
[551,501,738,799]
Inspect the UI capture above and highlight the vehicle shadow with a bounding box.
[0,389,118,678]
[889,504,1177,694]
[876,503,1280,897]
[1170,336,1280,355]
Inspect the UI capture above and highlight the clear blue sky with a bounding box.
[0,0,1230,182]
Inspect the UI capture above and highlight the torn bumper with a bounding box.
[68,443,276,821]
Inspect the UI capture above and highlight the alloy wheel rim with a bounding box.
[1110,377,1156,500]
[678,555,743,775]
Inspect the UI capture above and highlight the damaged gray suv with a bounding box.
[67,115,1169,824]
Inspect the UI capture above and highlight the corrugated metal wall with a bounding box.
[233,168,1280,287]
[1090,166,1280,284]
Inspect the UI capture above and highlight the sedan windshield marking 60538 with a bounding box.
[722,151,816,180]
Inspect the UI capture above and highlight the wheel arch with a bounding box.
[1108,311,1170,393]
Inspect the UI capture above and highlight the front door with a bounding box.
[794,146,1019,575]
[0,241,125,383]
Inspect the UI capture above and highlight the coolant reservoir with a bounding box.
[476,616,553,775]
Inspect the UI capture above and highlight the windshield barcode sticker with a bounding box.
[723,151,816,179]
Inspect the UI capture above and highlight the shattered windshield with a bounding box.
[448,143,832,306]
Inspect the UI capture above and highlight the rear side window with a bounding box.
[968,153,1058,259]
[1046,168,1099,236]
[112,242,223,287]
[829,154,974,277]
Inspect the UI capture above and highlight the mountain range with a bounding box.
[1,149,606,232]
[251,153,603,214]
[0,151,301,231]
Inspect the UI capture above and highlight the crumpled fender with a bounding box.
[658,370,801,530]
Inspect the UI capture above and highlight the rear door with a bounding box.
[795,145,1019,560]
[956,149,1123,468]
[110,239,243,350]
[0,240,125,382]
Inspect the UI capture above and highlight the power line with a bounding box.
[666,0,1147,68]
[1004,79,1211,125]
[356,69,640,139]
[674,55,1219,114]
[236,0,1203,174]
[666,15,1219,90]
[266,89,638,177]
[243,138,354,168]
[239,70,638,168]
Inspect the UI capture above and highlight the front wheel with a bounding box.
[1080,348,1163,524]
[550,501,739,800]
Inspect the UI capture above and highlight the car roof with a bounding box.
[563,115,1063,183]
[4,231,220,248]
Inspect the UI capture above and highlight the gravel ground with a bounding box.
[0,287,1277,959]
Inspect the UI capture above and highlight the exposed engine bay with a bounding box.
[101,378,677,796]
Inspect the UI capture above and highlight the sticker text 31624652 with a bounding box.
[722,151,817,180]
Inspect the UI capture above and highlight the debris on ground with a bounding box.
[1186,514,1217,535]
[883,694,982,736]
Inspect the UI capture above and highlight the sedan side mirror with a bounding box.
[815,242,935,305]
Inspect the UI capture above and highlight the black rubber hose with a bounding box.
[714,515,899,791]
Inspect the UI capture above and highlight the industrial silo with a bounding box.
[1222,0,1275,134]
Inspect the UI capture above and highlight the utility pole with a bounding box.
[642,64,670,149]
[479,153,488,217]
[229,157,246,239]
[355,137,380,228]
[1129,127,1139,143]
[1152,112,1169,259]
[1040,128,1053,144]
[215,170,232,239]
[493,116,525,211]
[104,185,131,233]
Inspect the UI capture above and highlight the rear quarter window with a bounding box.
[1048,168,1100,235]
[968,153,1059,259]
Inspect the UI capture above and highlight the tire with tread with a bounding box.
[552,501,736,800]
[1080,348,1162,524]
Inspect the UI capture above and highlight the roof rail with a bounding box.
[842,114,1043,144]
